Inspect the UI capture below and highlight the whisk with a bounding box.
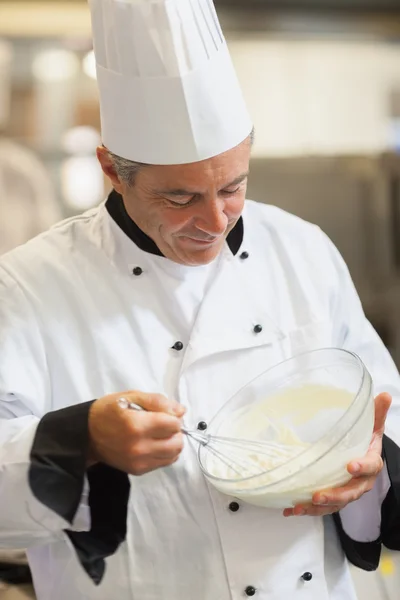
[118,397,301,478]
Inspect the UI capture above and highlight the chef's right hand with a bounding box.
[88,391,186,475]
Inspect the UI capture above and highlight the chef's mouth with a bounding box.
[175,220,237,245]
[178,235,221,245]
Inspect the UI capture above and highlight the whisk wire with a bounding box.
[118,398,300,478]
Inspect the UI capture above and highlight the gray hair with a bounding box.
[107,150,144,187]
[107,126,255,187]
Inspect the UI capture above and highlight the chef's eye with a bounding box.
[221,186,241,196]
[167,196,196,207]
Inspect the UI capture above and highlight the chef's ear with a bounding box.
[96,145,124,195]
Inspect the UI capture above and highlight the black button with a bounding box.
[229,502,240,512]
[172,341,184,351]
[253,324,263,334]
[302,572,313,582]
[132,267,143,276]
[197,421,208,431]
[240,251,249,260]
[245,586,256,597]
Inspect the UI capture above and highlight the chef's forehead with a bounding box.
[108,134,252,190]
[140,146,250,191]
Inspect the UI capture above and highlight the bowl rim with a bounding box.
[198,347,372,486]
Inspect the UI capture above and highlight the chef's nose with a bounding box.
[196,197,228,236]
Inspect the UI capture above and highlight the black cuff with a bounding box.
[29,401,131,585]
[381,434,400,551]
[29,401,96,523]
[66,463,130,585]
[333,512,382,572]
[333,433,400,570]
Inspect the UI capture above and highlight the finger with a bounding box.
[373,393,392,435]
[150,433,185,460]
[125,391,186,417]
[129,411,182,439]
[312,476,374,507]
[148,413,183,439]
[132,433,184,463]
[130,455,182,476]
[292,504,343,517]
[347,452,383,478]
[283,504,343,517]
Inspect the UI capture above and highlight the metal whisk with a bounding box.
[118,397,301,478]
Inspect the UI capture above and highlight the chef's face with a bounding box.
[98,136,252,266]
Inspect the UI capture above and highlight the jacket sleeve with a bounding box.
[0,266,83,547]
[0,401,93,546]
[0,266,130,584]
[322,233,400,569]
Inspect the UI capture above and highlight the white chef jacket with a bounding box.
[0,197,400,600]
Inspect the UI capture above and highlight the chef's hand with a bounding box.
[283,392,392,518]
[88,391,186,475]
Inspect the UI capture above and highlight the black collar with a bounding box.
[105,190,244,257]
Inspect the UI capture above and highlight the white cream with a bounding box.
[205,384,370,508]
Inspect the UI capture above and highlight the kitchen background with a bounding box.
[0,1,400,598]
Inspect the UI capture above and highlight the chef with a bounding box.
[0,1,399,599]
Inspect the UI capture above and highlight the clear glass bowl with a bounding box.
[199,348,374,508]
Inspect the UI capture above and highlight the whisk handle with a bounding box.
[117,398,210,446]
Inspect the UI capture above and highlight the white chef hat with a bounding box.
[0,40,12,130]
[88,0,252,165]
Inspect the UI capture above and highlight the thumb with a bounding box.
[133,391,186,418]
[373,393,392,435]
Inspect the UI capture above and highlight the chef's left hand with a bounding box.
[283,392,392,518]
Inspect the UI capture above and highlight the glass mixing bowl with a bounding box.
[199,348,374,508]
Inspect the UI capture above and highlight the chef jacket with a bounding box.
[0,136,61,570]
[0,191,400,600]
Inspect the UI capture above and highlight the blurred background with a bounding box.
[0,0,400,599]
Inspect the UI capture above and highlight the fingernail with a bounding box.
[316,495,328,505]
[351,463,361,473]
[296,509,306,516]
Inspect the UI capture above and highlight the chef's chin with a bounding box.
[175,237,225,266]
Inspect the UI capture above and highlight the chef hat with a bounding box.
[88,0,252,165]
[0,40,12,130]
